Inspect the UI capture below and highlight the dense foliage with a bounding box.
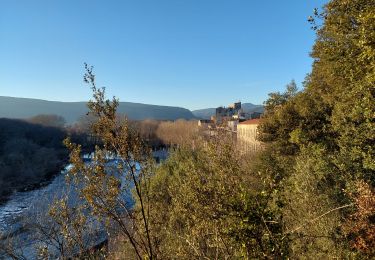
[134,139,289,259]
[0,118,68,203]
[258,0,374,257]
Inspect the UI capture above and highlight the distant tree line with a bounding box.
[27,114,66,128]
[130,119,199,149]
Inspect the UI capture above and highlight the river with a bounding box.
[0,165,108,259]
[0,150,168,259]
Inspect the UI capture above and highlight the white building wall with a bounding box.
[237,124,262,153]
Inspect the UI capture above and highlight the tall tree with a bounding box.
[258,0,374,257]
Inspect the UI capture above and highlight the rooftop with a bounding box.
[239,119,261,125]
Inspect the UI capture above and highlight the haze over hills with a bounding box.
[0,96,196,123]
[192,103,264,119]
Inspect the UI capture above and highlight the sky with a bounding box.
[0,0,327,110]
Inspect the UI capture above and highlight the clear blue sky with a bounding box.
[0,0,327,110]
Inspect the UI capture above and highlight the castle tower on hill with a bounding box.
[214,102,242,124]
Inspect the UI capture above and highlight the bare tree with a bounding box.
[63,64,157,259]
[156,119,199,147]
[27,114,66,128]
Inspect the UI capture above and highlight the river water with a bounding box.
[0,169,68,234]
[0,166,107,259]
[0,150,168,259]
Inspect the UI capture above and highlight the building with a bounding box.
[237,118,262,153]
[198,119,213,129]
[215,102,242,124]
[232,111,246,121]
[249,111,262,119]
[228,102,241,110]
[227,120,239,132]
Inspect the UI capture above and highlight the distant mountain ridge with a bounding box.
[0,96,196,123]
[192,103,264,119]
